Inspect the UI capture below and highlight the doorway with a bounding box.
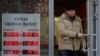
[54,0,100,56]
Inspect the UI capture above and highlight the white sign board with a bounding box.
[2,14,40,56]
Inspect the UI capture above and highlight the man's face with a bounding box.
[66,10,76,17]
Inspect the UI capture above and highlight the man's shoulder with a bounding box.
[75,15,82,22]
[60,12,67,19]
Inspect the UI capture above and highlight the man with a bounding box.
[58,5,86,56]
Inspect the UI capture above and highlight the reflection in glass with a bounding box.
[1,0,49,56]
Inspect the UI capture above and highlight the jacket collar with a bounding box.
[60,12,82,22]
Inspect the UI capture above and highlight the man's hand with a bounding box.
[77,33,83,38]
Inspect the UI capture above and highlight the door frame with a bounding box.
[49,0,54,56]
[49,0,100,56]
[87,0,99,56]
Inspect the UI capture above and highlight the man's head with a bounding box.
[66,5,77,17]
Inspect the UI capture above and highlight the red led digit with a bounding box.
[23,41,26,46]
[24,32,32,37]
[13,41,20,46]
[4,41,20,46]
[33,41,39,46]
[13,50,20,54]
[23,32,39,37]
[13,32,20,37]
[27,41,31,46]
[33,32,39,37]
[27,50,32,54]
[8,50,20,54]
[33,50,39,54]
[4,41,8,46]
[8,50,13,54]
[26,50,39,54]
[5,32,20,37]
[23,41,39,46]
[6,32,12,37]
[4,41,12,46]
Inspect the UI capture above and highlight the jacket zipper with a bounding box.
[72,21,75,51]
[73,38,75,51]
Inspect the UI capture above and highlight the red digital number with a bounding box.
[6,32,12,37]
[23,32,39,37]
[23,32,32,37]
[13,32,20,37]
[27,50,39,54]
[33,50,39,54]
[8,50,13,54]
[8,50,20,54]
[33,41,39,46]
[4,41,20,46]
[33,32,39,37]
[4,32,20,37]
[27,50,33,54]
[23,41,39,46]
